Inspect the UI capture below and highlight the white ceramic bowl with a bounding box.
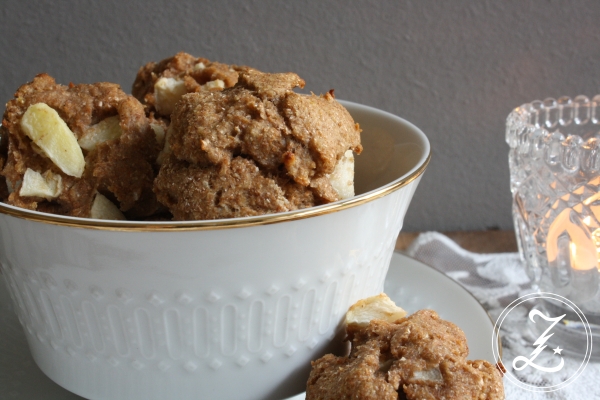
[0,100,430,400]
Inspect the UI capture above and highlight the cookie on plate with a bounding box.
[306,294,504,400]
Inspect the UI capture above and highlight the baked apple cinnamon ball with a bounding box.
[306,294,505,400]
[153,68,362,220]
[0,74,161,218]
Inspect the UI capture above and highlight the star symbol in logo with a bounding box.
[553,346,563,355]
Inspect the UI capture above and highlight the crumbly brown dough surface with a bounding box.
[0,74,160,217]
[132,51,240,119]
[154,156,291,220]
[154,68,362,220]
[306,310,504,400]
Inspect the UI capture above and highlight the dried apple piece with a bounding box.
[78,116,122,151]
[154,77,187,116]
[203,79,225,91]
[345,293,407,327]
[19,168,62,199]
[90,193,126,220]
[20,103,85,177]
[150,121,166,146]
[328,150,355,200]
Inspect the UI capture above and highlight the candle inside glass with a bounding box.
[546,208,599,302]
[507,95,600,360]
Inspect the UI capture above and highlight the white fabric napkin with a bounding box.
[404,231,600,400]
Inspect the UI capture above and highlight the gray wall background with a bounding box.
[1,0,599,232]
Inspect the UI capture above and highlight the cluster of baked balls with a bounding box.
[0,52,361,220]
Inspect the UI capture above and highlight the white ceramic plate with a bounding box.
[385,252,496,362]
[0,252,495,400]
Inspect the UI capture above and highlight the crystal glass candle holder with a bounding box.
[507,95,600,359]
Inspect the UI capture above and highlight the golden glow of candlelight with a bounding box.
[569,242,583,270]
[547,208,597,271]
[567,240,596,271]
[593,228,600,270]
